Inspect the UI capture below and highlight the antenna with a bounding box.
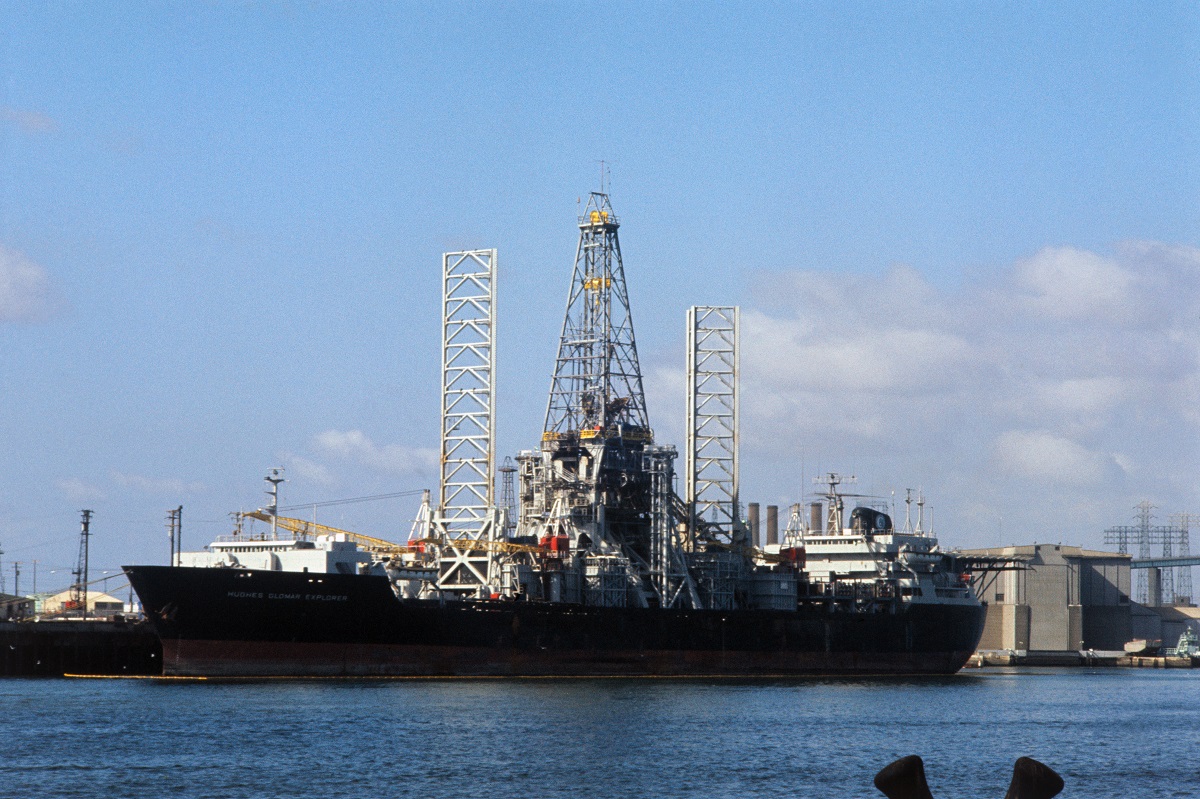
[813,473,855,534]
[264,468,285,539]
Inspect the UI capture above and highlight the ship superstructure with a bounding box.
[779,478,975,610]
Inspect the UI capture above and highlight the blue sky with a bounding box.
[1,3,1197,590]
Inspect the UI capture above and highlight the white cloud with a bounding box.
[645,364,687,445]
[0,107,57,134]
[0,245,56,322]
[1031,377,1124,415]
[57,478,106,503]
[313,430,438,475]
[280,453,337,487]
[992,430,1119,485]
[725,240,1200,547]
[1014,245,1135,320]
[744,311,973,393]
[112,471,205,495]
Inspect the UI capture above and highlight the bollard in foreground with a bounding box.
[874,755,1064,799]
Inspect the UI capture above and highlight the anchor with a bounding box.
[874,755,1064,799]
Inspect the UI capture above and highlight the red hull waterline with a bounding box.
[163,639,976,679]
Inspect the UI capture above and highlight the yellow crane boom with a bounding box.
[239,511,406,554]
[419,537,547,556]
[239,512,551,559]
[705,540,799,566]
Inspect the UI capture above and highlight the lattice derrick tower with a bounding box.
[437,249,501,594]
[521,192,664,601]
[499,456,518,537]
[685,306,741,545]
[544,192,649,437]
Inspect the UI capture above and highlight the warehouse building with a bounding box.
[0,593,34,620]
[962,544,1132,653]
[38,590,125,619]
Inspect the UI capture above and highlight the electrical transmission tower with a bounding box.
[685,305,741,544]
[437,249,501,594]
[1105,502,1194,605]
[1168,512,1195,604]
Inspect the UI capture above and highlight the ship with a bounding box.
[125,191,985,678]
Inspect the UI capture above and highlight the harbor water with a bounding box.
[4,668,1197,798]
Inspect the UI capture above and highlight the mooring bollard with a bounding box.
[874,755,1063,799]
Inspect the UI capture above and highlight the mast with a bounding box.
[72,510,92,619]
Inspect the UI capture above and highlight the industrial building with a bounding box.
[1,593,34,620]
[963,542,1200,657]
[1130,603,1200,649]
[962,544,1132,653]
[37,589,125,619]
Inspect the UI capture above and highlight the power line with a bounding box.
[277,489,426,513]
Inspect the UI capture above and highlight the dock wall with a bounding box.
[0,620,162,677]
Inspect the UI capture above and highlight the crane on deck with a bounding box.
[238,510,550,560]
[238,511,407,555]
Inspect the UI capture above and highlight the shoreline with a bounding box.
[967,649,1197,669]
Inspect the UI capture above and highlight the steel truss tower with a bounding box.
[544,192,648,436]
[437,249,501,594]
[519,192,695,608]
[1168,513,1194,604]
[72,510,92,619]
[685,306,741,544]
[1105,502,1194,605]
[499,456,517,537]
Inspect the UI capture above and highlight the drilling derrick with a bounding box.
[544,193,649,438]
[519,192,691,609]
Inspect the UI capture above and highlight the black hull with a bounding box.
[125,565,986,678]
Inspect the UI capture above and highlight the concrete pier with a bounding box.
[0,619,162,677]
